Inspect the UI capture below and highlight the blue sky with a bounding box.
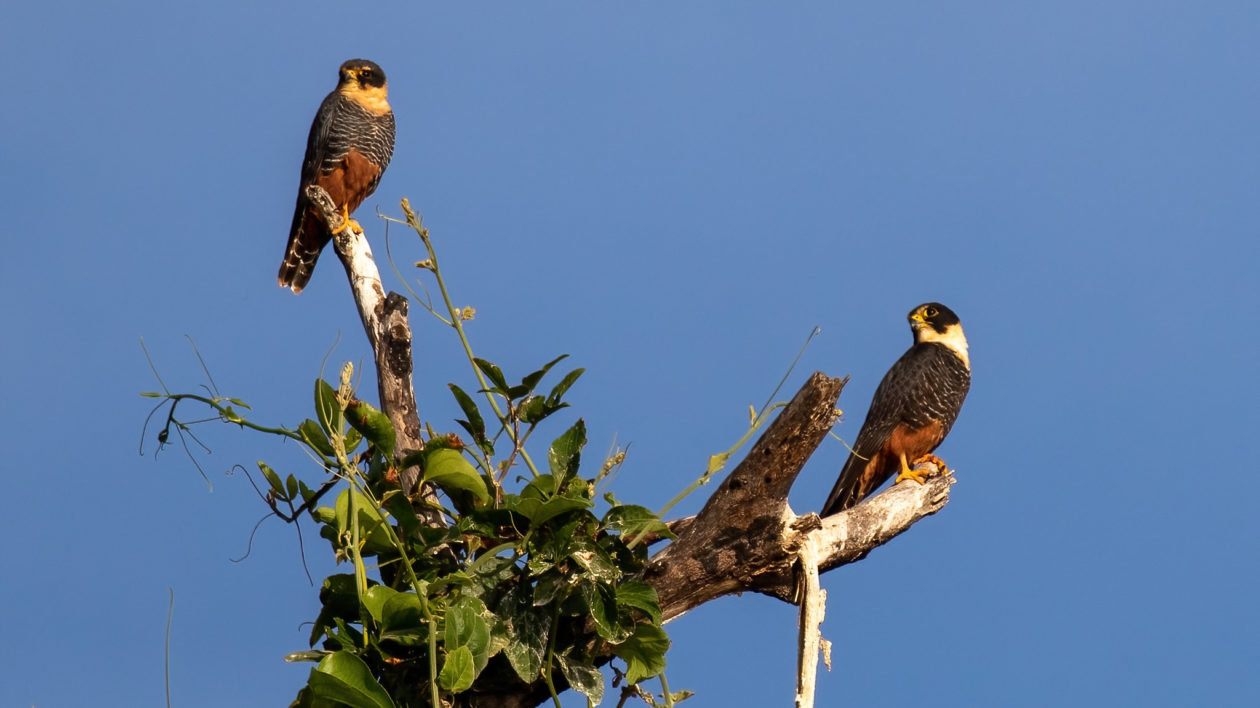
[3,2,1258,706]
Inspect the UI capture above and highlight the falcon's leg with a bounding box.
[332,205,363,235]
[893,452,932,485]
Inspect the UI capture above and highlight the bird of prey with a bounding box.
[278,59,396,293]
[821,303,971,516]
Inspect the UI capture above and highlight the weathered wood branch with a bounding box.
[646,372,843,620]
[305,185,430,501]
[813,470,954,571]
[646,372,955,622]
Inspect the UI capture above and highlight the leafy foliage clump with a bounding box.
[143,208,689,707]
[149,356,674,708]
[297,361,671,707]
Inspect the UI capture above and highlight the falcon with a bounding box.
[821,303,971,516]
[278,59,396,293]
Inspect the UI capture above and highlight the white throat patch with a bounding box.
[916,323,970,369]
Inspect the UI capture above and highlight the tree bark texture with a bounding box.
[645,372,845,619]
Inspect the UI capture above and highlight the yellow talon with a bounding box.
[332,205,362,235]
[893,453,931,485]
[912,453,950,476]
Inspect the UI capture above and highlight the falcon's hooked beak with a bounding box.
[909,310,928,334]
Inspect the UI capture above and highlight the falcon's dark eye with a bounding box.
[359,68,373,80]
[924,306,938,318]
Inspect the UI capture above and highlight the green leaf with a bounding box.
[429,570,474,596]
[448,383,487,443]
[380,490,421,540]
[327,618,363,651]
[500,585,548,682]
[360,585,399,623]
[474,358,509,393]
[603,505,673,541]
[516,395,547,424]
[467,554,518,600]
[581,581,618,640]
[532,571,567,607]
[600,533,648,576]
[285,474,300,501]
[423,449,490,504]
[519,476,553,501]
[504,621,546,682]
[310,574,361,647]
[570,543,619,585]
[529,496,592,527]
[612,623,670,684]
[299,419,335,457]
[344,427,363,454]
[298,480,317,504]
[558,654,605,706]
[305,650,396,708]
[499,496,540,528]
[139,391,163,398]
[438,645,476,693]
[258,461,285,499]
[313,505,336,525]
[520,354,568,393]
[445,596,493,674]
[223,406,244,424]
[333,489,394,554]
[547,368,585,406]
[314,379,340,437]
[379,592,426,646]
[345,400,396,459]
[486,613,512,665]
[616,581,663,626]
[547,419,587,489]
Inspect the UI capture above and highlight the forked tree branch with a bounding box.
[647,372,954,621]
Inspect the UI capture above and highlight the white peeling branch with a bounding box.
[795,535,825,708]
[304,186,433,505]
[812,468,954,571]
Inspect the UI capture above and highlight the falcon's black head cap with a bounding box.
[339,59,387,89]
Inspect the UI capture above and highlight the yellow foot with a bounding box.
[893,452,925,485]
[893,452,945,486]
[332,205,363,235]
[894,465,931,485]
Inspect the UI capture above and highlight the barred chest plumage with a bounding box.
[321,98,396,176]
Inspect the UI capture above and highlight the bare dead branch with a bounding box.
[813,469,954,571]
[795,536,825,708]
[305,186,435,509]
[645,372,955,624]
[646,372,845,621]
